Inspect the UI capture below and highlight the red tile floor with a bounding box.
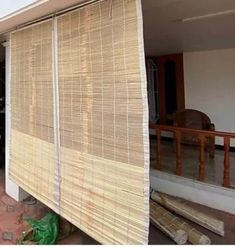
[0,169,97,245]
[1,168,235,244]
[0,170,49,244]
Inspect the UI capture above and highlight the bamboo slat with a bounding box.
[150,201,187,245]
[151,191,224,236]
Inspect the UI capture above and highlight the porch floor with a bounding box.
[1,169,235,244]
[150,137,235,188]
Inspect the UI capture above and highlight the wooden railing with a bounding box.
[150,123,235,188]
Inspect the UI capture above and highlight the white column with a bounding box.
[3,41,28,201]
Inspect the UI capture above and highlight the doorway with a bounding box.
[156,53,185,125]
[0,45,5,171]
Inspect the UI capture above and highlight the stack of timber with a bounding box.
[150,190,225,245]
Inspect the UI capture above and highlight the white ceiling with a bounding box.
[1,0,235,55]
[0,0,38,18]
[142,0,235,56]
[0,0,89,37]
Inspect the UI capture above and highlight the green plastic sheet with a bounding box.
[24,213,59,245]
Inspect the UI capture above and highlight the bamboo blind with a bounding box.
[10,0,149,244]
[10,20,57,209]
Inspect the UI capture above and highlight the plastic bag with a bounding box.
[24,213,59,245]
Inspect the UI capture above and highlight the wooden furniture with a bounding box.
[172,109,215,158]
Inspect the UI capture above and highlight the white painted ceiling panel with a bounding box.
[0,0,40,18]
[142,0,235,55]
[0,0,90,35]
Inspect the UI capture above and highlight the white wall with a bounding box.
[184,49,235,145]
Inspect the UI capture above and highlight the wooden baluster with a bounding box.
[156,129,161,170]
[198,134,205,181]
[175,130,182,176]
[223,136,231,187]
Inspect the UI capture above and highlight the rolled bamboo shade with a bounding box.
[9,0,149,244]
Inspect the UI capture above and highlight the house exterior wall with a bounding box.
[184,49,235,146]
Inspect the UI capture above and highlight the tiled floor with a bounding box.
[1,167,235,244]
[150,137,235,188]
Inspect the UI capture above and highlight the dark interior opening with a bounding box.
[0,45,5,170]
[164,60,177,118]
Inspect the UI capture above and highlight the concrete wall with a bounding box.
[184,49,235,145]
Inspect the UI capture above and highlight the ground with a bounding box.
[0,169,235,244]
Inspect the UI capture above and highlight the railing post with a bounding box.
[175,130,182,176]
[198,134,205,181]
[223,136,231,188]
[156,128,161,170]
